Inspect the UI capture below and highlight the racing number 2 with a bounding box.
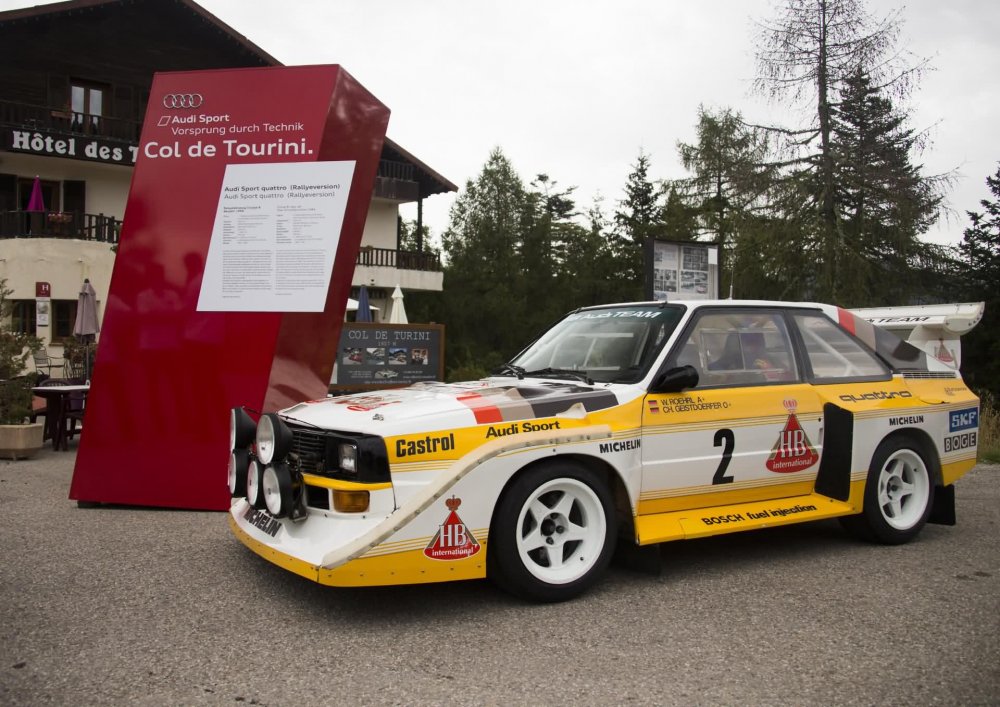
[712,428,735,485]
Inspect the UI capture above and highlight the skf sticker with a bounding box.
[424,497,481,561]
[949,407,979,432]
[766,399,819,473]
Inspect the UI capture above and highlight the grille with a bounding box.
[305,485,330,510]
[901,371,958,380]
[289,427,330,474]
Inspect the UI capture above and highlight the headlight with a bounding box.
[256,413,293,465]
[228,449,250,496]
[246,459,264,508]
[230,407,256,451]
[262,463,297,518]
[338,443,358,474]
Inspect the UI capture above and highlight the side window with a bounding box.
[668,311,798,388]
[793,313,890,381]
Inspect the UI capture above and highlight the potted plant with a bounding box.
[0,279,44,459]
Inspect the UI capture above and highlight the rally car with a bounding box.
[228,300,980,601]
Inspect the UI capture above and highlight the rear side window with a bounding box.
[793,313,890,381]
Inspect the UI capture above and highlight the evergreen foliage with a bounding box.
[404,0,968,377]
[958,165,1000,395]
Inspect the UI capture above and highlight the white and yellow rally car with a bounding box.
[228,300,980,601]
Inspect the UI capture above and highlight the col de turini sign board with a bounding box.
[70,66,390,511]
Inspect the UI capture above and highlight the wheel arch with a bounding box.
[488,452,633,541]
[874,427,943,486]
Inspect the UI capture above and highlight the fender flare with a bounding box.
[318,424,613,568]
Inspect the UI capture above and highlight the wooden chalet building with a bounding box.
[0,0,455,358]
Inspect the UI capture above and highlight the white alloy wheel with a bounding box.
[514,477,607,585]
[876,448,931,531]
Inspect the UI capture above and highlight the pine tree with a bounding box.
[440,148,534,374]
[752,0,942,304]
[958,165,1000,394]
[612,152,664,297]
[830,69,944,305]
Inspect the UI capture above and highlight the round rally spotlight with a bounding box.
[262,463,296,518]
[230,407,257,451]
[256,413,294,465]
[228,449,250,497]
[246,459,266,509]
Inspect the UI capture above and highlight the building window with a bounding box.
[71,80,107,134]
[11,300,37,334]
[52,300,78,341]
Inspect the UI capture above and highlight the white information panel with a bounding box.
[197,160,356,312]
[651,240,719,301]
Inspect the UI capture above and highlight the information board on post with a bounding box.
[332,323,445,390]
[645,239,720,300]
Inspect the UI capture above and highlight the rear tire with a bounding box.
[840,436,934,545]
[489,462,615,602]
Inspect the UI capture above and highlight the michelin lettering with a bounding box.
[599,439,641,454]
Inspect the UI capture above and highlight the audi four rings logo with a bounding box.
[162,93,204,109]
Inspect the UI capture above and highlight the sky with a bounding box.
[7,0,1000,246]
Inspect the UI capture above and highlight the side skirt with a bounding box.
[634,490,858,545]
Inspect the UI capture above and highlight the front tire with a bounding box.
[841,436,935,545]
[489,462,616,602]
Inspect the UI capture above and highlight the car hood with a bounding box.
[278,378,636,437]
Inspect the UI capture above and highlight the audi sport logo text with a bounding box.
[162,93,204,109]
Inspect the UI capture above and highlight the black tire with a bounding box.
[840,435,935,545]
[488,461,616,602]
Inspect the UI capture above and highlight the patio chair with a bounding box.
[64,360,86,381]
[30,376,65,441]
[33,350,63,377]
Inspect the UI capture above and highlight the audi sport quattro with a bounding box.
[227,300,979,601]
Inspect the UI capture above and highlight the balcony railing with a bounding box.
[357,246,441,272]
[0,99,141,143]
[0,210,121,244]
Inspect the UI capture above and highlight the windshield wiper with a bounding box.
[493,363,526,379]
[523,368,594,385]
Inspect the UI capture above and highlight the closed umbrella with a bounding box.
[26,176,45,235]
[73,279,100,379]
[388,285,408,324]
[355,285,373,322]
[26,176,45,212]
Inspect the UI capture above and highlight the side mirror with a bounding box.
[651,365,699,393]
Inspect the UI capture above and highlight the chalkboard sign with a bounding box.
[332,323,445,390]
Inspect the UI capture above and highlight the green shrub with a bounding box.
[0,278,43,424]
[976,389,1000,463]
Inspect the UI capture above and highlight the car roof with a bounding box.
[578,299,831,311]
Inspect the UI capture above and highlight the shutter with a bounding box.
[114,84,133,120]
[47,74,69,110]
[63,180,86,214]
[0,173,16,211]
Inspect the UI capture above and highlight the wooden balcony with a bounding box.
[357,246,441,272]
[0,210,121,244]
[1,99,141,144]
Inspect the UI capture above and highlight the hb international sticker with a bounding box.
[424,497,481,560]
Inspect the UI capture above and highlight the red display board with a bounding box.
[70,66,389,510]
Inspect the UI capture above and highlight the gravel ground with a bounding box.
[1,443,997,706]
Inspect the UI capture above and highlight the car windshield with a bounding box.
[508,304,685,383]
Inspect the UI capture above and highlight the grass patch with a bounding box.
[976,389,1000,463]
